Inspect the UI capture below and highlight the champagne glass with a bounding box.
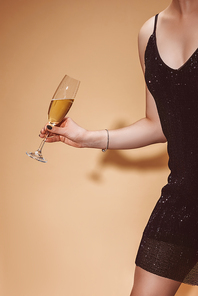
[26,75,80,163]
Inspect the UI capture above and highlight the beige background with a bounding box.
[1,0,198,295]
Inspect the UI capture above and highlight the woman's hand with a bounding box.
[39,117,88,148]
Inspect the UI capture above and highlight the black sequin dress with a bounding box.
[135,14,198,285]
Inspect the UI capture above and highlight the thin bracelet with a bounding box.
[102,129,109,152]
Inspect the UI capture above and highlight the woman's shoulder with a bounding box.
[138,15,156,44]
[138,15,157,68]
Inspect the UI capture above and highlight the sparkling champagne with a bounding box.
[26,75,80,163]
[48,98,74,125]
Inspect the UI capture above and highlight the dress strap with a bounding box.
[153,14,159,34]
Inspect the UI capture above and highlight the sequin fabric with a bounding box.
[135,14,198,285]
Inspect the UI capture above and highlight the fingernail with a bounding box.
[47,125,52,130]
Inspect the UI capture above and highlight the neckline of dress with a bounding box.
[153,33,198,72]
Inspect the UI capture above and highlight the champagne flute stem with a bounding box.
[37,133,49,153]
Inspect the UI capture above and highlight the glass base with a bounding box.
[26,150,47,163]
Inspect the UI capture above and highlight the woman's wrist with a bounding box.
[82,129,108,150]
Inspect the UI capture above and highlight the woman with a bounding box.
[40,0,198,295]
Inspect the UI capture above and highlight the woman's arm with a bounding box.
[40,17,167,150]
